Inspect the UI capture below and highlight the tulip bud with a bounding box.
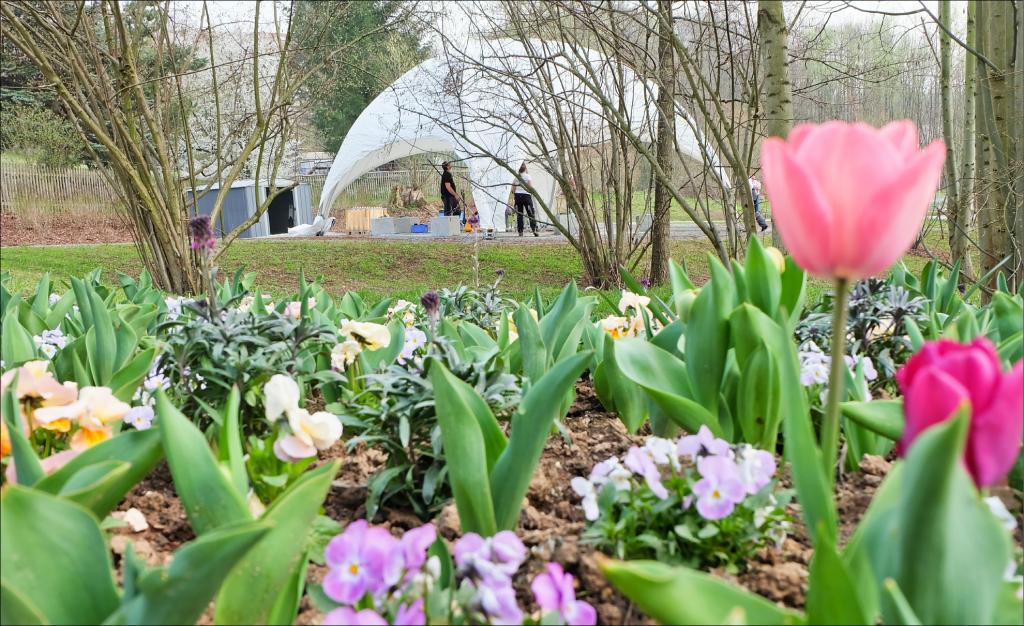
[765,247,786,274]
[420,291,440,318]
[674,288,700,321]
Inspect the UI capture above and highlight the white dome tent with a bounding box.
[313,38,727,234]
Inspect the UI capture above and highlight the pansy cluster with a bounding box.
[0,361,152,462]
[32,328,68,359]
[572,427,790,570]
[596,290,663,340]
[798,340,878,402]
[320,522,596,626]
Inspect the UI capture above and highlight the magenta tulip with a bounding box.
[760,120,945,280]
[897,338,1023,488]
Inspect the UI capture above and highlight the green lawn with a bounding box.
[0,234,946,309]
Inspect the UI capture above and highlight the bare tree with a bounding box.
[0,0,410,293]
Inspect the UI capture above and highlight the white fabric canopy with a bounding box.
[317,38,726,232]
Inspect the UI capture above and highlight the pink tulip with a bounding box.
[760,120,945,280]
[897,337,1023,488]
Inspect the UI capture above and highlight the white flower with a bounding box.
[285,408,342,452]
[331,339,362,371]
[735,444,777,495]
[340,320,391,350]
[644,437,681,470]
[590,457,632,492]
[388,300,418,326]
[597,315,631,340]
[36,342,57,359]
[571,477,600,521]
[164,297,187,320]
[799,343,831,386]
[399,328,427,365]
[985,496,1018,532]
[48,293,61,306]
[618,290,651,314]
[264,374,300,422]
[124,406,155,430]
[263,375,342,463]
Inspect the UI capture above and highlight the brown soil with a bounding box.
[104,381,1021,625]
[1,211,133,246]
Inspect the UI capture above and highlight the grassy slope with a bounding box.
[0,235,943,306]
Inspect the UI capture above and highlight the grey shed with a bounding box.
[184,179,314,239]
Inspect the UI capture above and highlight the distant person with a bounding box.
[510,162,539,237]
[749,175,768,232]
[440,161,463,219]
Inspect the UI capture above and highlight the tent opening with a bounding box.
[266,188,295,235]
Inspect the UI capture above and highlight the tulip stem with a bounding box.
[821,278,850,484]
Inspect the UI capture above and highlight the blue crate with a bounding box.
[411,223,428,234]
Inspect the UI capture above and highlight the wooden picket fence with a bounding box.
[0,165,122,214]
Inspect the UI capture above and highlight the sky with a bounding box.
[172,0,954,32]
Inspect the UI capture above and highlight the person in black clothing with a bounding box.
[510,162,539,237]
[440,161,463,218]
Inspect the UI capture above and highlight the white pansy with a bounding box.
[597,315,631,339]
[644,437,680,470]
[571,477,600,521]
[331,339,362,371]
[286,408,342,451]
[399,328,428,364]
[340,320,391,350]
[618,290,651,314]
[264,374,300,422]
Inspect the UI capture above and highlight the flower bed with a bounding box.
[2,121,1022,626]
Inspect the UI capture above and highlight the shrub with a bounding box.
[340,331,523,519]
[0,104,84,167]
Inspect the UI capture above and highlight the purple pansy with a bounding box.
[399,524,436,577]
[677,425,731,460]
[475,576,523,624]
[323,520,402,604]
[624,446,668,499]
[395,599,426,626]
[323,607,388,626]
[531,562,597,626]
[454,531,526,583]
[692,455,746,520]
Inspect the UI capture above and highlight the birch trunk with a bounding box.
[757,0,793,251]
[954,1,977,284]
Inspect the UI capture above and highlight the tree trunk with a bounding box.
[939,0,963,277]
[757,0,793,251]
[1015,0,1024,289]
[976,0,1017,293]
[954,0,977,285]
[650,0,675,286]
